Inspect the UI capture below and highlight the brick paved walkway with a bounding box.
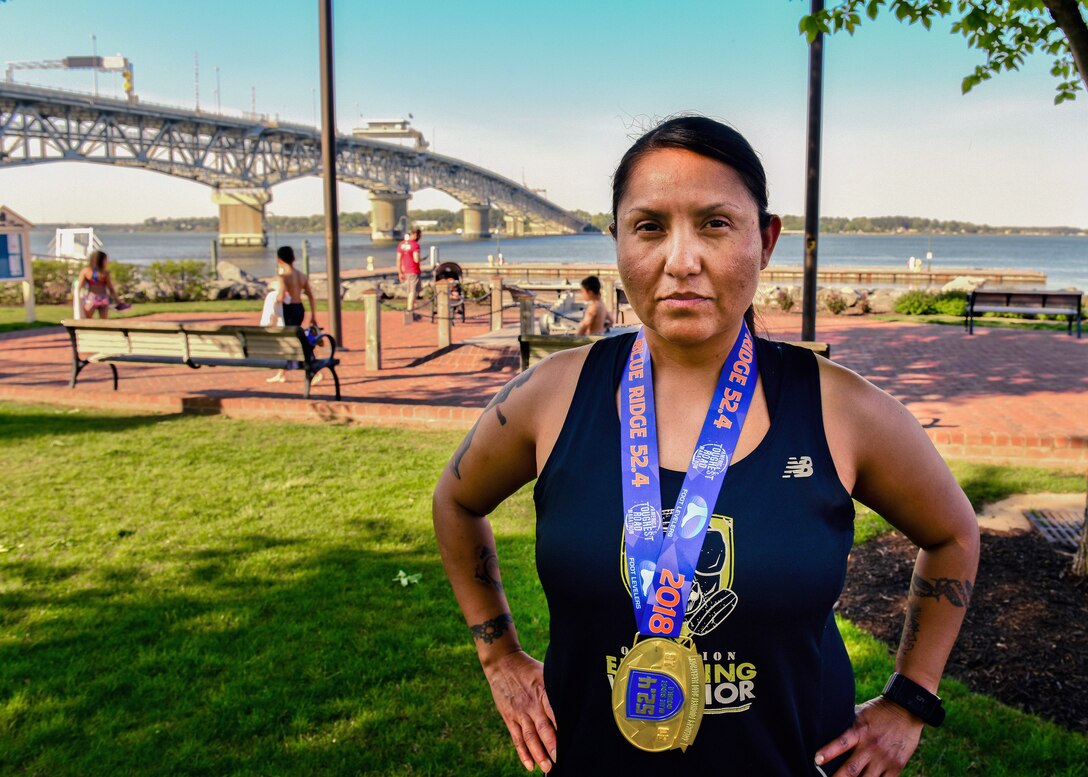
[758,312,1087,468]
[0,305,1084,467]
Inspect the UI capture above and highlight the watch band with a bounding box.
[881,672,946,727]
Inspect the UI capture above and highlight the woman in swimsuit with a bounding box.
[77,250,119,319]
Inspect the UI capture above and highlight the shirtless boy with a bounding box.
[575,275,613,335]
[275,246,318,328]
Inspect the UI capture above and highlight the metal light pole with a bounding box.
[91,34,98,96]
[801,0,825,342]
[319,0,343,346]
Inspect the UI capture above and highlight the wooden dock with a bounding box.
[453,262,1047,289]
[317,262,1048,289]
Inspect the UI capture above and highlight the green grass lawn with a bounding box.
[0,300,386,333]
[1,403,1085,775]
[0,301,265,332]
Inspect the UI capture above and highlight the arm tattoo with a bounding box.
[451,421,480,480]
[469,612,513,644]
[910,574,974,607]
[451,365,538,479]
[900,601,921,653]
[474,545,503,592]
[487,364,537,427]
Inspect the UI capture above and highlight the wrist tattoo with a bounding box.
[474,545,503,592]
[470,613,513,644]
[910,574,974,607]
[900,601,921,653]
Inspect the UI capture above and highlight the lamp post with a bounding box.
[801,0,825,342]
[318,0,343,346]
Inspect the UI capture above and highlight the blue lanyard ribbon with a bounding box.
[620,323,758,638]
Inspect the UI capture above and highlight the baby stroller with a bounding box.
[431,261,466,323]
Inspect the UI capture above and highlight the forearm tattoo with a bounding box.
[474,545,503,592]
[900,601,921,653]
[451,364,538,479]
[910,574,974,607]
[470,612,513,644]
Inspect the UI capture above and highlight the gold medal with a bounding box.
[612,634,705,752]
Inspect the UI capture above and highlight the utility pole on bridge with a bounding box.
[319,0,343,348]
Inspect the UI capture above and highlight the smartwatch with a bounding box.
[881,673,946,727]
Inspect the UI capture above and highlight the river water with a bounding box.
[29,229,1088,289]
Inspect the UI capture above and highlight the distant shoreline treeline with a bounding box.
[777,215,1086,236]
[36,210,1087,237]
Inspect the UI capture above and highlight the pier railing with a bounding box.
[455,262,1047,289]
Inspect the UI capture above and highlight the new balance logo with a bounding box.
[782,456,814,478]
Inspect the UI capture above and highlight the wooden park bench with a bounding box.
[518,332,831,370]
[966,288,1082,337]
[61,319,341,400]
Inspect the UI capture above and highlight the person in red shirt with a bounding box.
[397,228,423,319]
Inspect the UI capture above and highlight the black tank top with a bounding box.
[535,334,856,775]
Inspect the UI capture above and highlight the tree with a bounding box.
[1074,481,1088,577]
[801,1,1088,103]
[804,1,1088,577]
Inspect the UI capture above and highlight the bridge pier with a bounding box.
[370,193,409,242]
[504,215,526,238]
[462,204,491,239]
[212,188,271,247]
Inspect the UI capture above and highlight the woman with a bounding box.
[433,116,979,776]
[77,250,119,319]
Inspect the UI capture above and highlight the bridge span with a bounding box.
[0,81,590,245]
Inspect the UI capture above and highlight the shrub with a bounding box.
[932,290,968,317]
[0,282,22,305]
[775,288,795,313]
[894,290,936,315]
[824,290,848,315]
[107,261,141,298]
[146,260,211,301]
[29,258,82,304]
[461,281,491,303]
[0,259,144,306]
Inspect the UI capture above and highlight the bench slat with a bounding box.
[76,330,130,354]
[186,333,247,359]
[972,306,1077,316]
[191,357,296,369]
[95,354,187,365]
[243,336,305,360]
[127,331,187,356]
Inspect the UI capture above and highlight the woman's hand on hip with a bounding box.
[483,649,557,773]
[816,697,923,776]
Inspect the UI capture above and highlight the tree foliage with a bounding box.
[801,0,1088,104]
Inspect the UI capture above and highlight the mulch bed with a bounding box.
[839,529,1088,732]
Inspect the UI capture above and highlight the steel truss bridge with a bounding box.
[0,81,588,235]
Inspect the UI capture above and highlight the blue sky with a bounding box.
[1,0,1086,227]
